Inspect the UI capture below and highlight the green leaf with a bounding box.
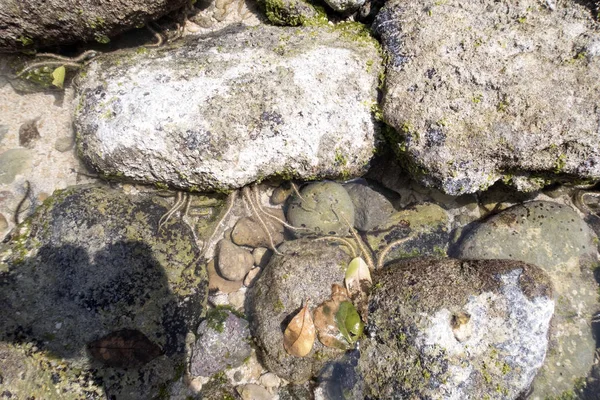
[335,301,364,345]
[51,66,66,89]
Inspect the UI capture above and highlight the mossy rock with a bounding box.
[359,257,554,399]
[0,184,210,398]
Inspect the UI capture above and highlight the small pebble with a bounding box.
[252,247,271,267]
[270,185,293,205]
[217,239,254,281]
[231,209,285,248]
[0,213,8,231]
[237,383,274,400]
[243,267,261,287]
[19,118,40,148]
[259,372,281,388]
[208,292,229,306]
[208,260,243,293]
[54,136,75,152]
[228,288,246,310]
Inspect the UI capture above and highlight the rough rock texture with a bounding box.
[375,0,600,195]
[259,0,323,26]
[344,178,398,231]
[0,0,187,51]
[74,24,382,191]
[247,239,352,383]
[454,201,600,399]
[190,309,252,377]
[323,0,365,14]
[189,0,262,35]
[0,185,209,398]
[286,181,355,237]
[366,203,450,265]
[360,258,554,399]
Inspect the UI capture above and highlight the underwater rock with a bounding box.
[247,239,352,383]
[455,200,600,399]
[190,309,252,377]
[366,202,450,265]
[217,238,254,282]
[74,24,382,191]
[343,178,398,232]
[375,0,600,194]
[286,181,355,237]
[0,185,209,398]
[231,209,285,249]
[0,0,187,51]
[360,257,554,399]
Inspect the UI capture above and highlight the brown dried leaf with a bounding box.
[314,284,353,350]
[345,257,372,321]
[88,329,163,368]
[283,300,315,357]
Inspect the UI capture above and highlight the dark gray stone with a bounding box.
[343,179,398,231]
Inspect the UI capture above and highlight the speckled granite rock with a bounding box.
[247,239,352,383]
[375,0,600,194]
[0,0,187,51]
[74,24,382,191]
[454,201,600,399]
[0,185,210,398]
[359,258,554,399]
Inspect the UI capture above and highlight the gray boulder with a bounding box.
[190,308,252,377]
[0,0,187,51]
[0,185,209,399]
[247,239,352,383]
[359,258,554,399]
[454,201,600,399]
[375,0,600,194]
[74,24,382,191]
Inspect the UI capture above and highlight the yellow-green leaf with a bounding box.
[51,66,66,88]
[283,300,315,357]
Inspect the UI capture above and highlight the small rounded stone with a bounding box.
[259,372,281,388]
[217,239,254,282]
[208,259,243,294]
[243,267,261,287]
[252,247,271,267]
[54,136,75,152]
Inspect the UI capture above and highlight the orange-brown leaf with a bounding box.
[314,284,353,350]
[283,300,315,357]
[88,329,163,368]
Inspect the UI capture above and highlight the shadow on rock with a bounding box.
[0,241,190,399]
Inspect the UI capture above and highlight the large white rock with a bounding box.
[74,25,382,191]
